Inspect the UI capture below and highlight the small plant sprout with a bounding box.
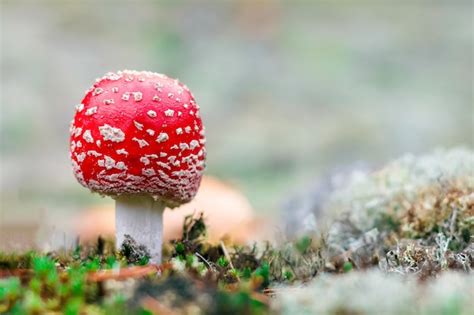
[69,70,206,264]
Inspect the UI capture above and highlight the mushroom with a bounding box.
[69,70,206,263]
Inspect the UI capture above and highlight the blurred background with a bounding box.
[1,1,472,248]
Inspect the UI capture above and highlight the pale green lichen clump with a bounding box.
[274,270,474,315]
[327,147,473,232]
[275,148,473,314]
[325,148,473,271]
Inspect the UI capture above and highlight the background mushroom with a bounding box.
[73,176,268,245]
[69,70,206,263]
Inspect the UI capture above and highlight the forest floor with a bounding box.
[1,148,473,315]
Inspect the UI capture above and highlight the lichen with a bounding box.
[274,270,474,315]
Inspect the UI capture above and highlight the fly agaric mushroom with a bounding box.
[69,70,206,263]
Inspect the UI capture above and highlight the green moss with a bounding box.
[342,262,353,273]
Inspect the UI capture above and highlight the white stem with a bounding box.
[115,195,164,264]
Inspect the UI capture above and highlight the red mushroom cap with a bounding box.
[69,70,206,207]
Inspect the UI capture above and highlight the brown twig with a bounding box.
[87,263,169,282]
[0,268,32,280]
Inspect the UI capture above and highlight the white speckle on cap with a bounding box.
[83,130,94,143]
[157,161,171,170]
[99,124,125,142]
[116,149,128,155]
[133,92,143,102]
[105,72,121,81]
[170,144,178,150]
[172,170,186,177]
[147,110,157,118]
[76,141,82,148]
[167,93,174,98]
[115,161,127,170]
[181,156,192,164]
[176,128,183,135]
[76,152,86,162]
[178,111,182,117]
[159,152,167,157]
[103,155,116,170]
[87,150,102,157]
[140,156,150,165]
[93,88,104,96]
[96,140,101,147]
[85,107,97,116]
[74,127,83,138]
[133,121,144,130]
[122,92,130,101]
[146,129,155,136]
[75,104,84,112]
[156,132,169,143]
[103,99,114,105]
[142,168,156,176]
[179,143,189,150]
[69,120,75,133]
[164,109,174,117]
[183,104,189,109]
[184,126,191,133]
[189,110,194,116]
[153,95,161,102]
[105,173,122,182]
[190,140,200,150]
[132,137,149,148]
[112,87,119,93]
